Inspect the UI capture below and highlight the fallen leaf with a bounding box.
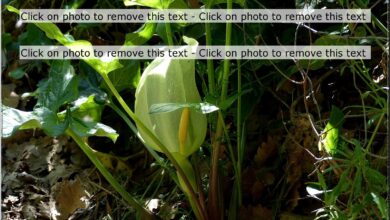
[53,178,88,220]
[254,135,279,167]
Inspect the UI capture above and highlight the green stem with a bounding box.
[205,2,215,95]
[165,23,174,46]
[66,129,156,220]
[162,0,174,46]
[100,74,206,220]
[220,21,232,101]
[236,60,243,206]
[209,0,233,219]
[365,112,385,152]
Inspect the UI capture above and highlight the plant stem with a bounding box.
[165,22,174,46]
[366,112,385,152]
[236,60,243,206]
[205,1,215,95]
[209,0,233,219]
[66,129,156,220]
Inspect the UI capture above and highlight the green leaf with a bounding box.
[36,60,79,111]
[123,0,186,8]
[6,6,122,76]
[2,105,40,138]
[149,102,219,115]
[2,33,13,48]
[33,23,69,45]
[330,170,350,204]
[105,60,140,92]
[124,0,164,8]
[2,105,69,137]
[364,167,386,192]
[34,107,70,137]
[9,68,25,79]
[64,0,86,9]
[169,0,188,8]
[320,106,344,155]
[125,23,156,46]
[71,95,104,122]
[314,35,355,45]
[70,117,118,142]
[354,26,367,38]
[64,40,123,75]
[7,16,70,45]
[18,24,52,46]
[2,104,117,141]
[5,5,20,14]
[78,61,105,98]
[370,192,388,219]
[218,88,252,110]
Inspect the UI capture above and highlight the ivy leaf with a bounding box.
[149,102,219,115]
[36,60,79,111]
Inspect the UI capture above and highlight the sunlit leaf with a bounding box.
[125,23,156,46]
[2,105,40,138]
[70,117,118,142]
[371,192,388,219]
[320,106,344,155]
[149,102,219,114]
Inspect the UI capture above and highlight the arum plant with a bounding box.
[135,38,217,220]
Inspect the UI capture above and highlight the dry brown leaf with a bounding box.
[53,178,88,220]
[283,115,318,211]
[254,135,279,167]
